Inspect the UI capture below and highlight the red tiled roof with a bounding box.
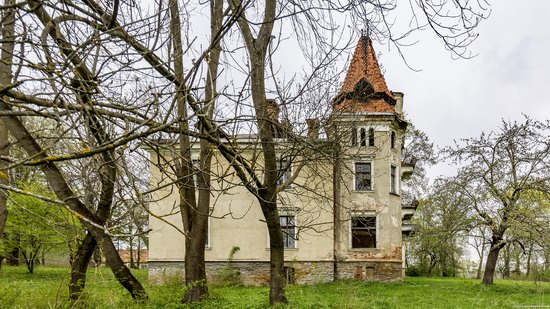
[334,36,395,113]
[334,98,395,113]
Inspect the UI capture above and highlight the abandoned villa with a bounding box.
[147,36,417,285]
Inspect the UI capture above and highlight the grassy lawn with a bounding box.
[1,266,549,308]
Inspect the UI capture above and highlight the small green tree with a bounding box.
[5,182,81,273]
[408,178,471,276]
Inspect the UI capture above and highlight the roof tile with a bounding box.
[334,36,395,113]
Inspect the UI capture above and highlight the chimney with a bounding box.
[306,118,320,139]
[265,99,279,123]
[393,92,404,115]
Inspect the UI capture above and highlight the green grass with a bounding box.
[0,266,549,308]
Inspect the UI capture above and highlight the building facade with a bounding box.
[147,36,415,285]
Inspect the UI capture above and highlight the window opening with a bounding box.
[351,216,376,248]
[390,165,397,194]
[280,215,296,248]
[368,128,375,146]
[355,162,372,191]
[360,128,367,146]
[277,159,291,186]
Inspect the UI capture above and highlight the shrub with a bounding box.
[405,266,421,277]
[217,246,242,286]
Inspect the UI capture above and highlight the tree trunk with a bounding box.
[262,199,287,304]
[129,235,135,269]
[482,243,504,285]
[70,233,96,301]
[228,0,285,302]
[93,244,102,267]
[526,243,533,276]
[427,254,436,277]
[85,223,147,300]
[476,245,484,279]
[167,0,203,303]
[136,238,141,269]
[0,0,16,269]
[7,234,20,266]
[182,0,222,302]
[502,244,510,279]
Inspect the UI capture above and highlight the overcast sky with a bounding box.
[375,2,550,181]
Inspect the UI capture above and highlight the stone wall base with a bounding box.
[148,260,402,286]
[335,261,403,282]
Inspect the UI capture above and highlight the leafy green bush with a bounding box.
[405,266,421,277]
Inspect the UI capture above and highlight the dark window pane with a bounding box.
[368,128,375,146]
[280,215,296,248]
[351,217,376,248]
[360,128,367,146]
[355,163,372,191]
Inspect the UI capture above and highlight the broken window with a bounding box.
[280,215,296,249]
[351,216,376,248]
[355,162,372,191]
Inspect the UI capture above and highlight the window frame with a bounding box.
[368,128,375,146]
[350,215,377,249]
[354,162,373,191]
[276,158,292,187]
[351,127,376,147]
[360,128,367,146]
[390,165,398,194]
[266,208,299,250]
[280,214,297,249]
[205,207,213,249]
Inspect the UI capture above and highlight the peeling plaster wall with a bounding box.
[148,150,335,264]
[147,114,407,284]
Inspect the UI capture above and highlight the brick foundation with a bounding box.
[335,260,403,281]
[149,259,403,285]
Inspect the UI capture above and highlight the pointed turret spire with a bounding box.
[333,36,396,112]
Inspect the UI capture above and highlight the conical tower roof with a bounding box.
[333,36,396,112]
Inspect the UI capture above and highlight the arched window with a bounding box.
[390,131,396,149]
[368,128,375,146]
[351,127,357,146]
[360,128,367,146]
